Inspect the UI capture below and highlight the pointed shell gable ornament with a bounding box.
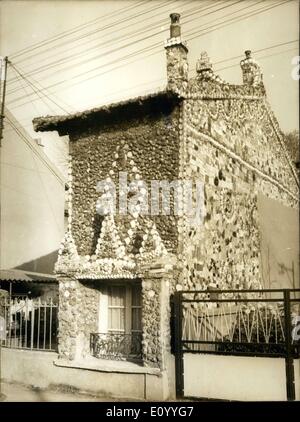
[196,51,213,73]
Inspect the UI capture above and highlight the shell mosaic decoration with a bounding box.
[55,141,170,279]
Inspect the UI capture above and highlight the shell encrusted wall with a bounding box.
[70,111,180,257]
[177,91,299,292]
[58,278,98,360]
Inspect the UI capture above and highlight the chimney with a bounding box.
[240,50,263,86]
[169,13,181,38]
[164,13,188,92]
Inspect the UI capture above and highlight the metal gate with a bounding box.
[173,289,300,401]
[0,297,58,351]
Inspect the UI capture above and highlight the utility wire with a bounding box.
[216,45,299,73]
[7,0,215,89]
[69,43,300,109]
[10,0,174,66]
[5,111,69,165]
[187,0,290,41]
[13,64,77,112]
[5,116,66,183]
[5,41,297,129]
[7,0,289,100]
[9,0,148,59]
[7,0,293,109]
[10,62,42,116]
[8,0,285,100]
[214,39,300,66]
[7,0,260,101]
[5,39,296,152]
[12,0,196,73]
[6,116,64,233]
[10,63,71,114]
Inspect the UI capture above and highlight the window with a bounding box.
[92,282,142,360]
[106,284,142,335]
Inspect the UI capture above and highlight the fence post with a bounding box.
[284,289,295,401]
[174,291,184,398]
[30,305,35,350]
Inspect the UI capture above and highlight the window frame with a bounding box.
[98,282,142,335]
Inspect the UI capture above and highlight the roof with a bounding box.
[33,90,181,136]
[0,269,57,283]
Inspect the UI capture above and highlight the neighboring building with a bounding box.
[0,269,58,301]
[33,14,299,400]
[0,108,66,275]
[0,109,64,357]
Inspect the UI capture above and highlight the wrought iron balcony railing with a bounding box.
[90,332,142,361]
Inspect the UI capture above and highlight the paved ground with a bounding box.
[0,381,137,402]
[0,382,206,403]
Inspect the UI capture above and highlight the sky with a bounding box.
[0,0,299,176]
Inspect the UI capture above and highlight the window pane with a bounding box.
[132,284,141,306]
[108,286,125,331]
[109,286,125,307]
[131,308,141,332]
[109,308,125,331]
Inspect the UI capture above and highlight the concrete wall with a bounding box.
[0,110,65,273]
[1,348,173,400]
[258,193,299,289]
[184,354,300,401]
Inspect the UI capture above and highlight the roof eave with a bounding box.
[33,90,181,136]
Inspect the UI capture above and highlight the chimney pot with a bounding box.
[169,13,181,38]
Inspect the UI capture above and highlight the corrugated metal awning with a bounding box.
[0,269,57,283]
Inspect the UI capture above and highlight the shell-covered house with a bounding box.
[33,13,299,400]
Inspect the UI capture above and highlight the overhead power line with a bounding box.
[7,0,292,110]
[9,0,148,59]
[7,0,214,89]
[6,116,65,233]
[216,45,299,73]
[7,0,260,101]
[10,0,175,66]
[9,63,71,115]
[6,39,297,121]
[214,39,299,67]
[5,116,67,182]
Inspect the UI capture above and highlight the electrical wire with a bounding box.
[7,1,294,110]
[10,63,71,114]
[5,116,66,183]
[9,0,148,59]
[8,0,264,101]
[7,0,217,89]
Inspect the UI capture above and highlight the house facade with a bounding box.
[33,14,299,399]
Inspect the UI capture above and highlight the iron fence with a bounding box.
[172,289,300,400]
[90,332,142,361]
[0,297,58,351]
